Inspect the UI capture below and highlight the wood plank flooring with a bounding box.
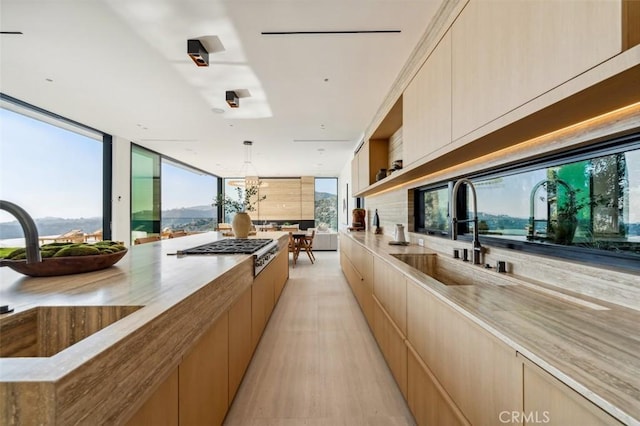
[224,251,416,426]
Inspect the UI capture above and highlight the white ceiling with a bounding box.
[1,0,441,178]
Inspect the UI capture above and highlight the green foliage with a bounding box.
[53,245,101,257]
[212,185,266,214]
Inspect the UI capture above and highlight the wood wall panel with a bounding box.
[256,177,315,221]
[300,176,315,220]
[388,127,403,170]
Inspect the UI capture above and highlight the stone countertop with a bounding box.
[0,231,289,424]
[342,231,640,426]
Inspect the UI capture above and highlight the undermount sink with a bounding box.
[0,305,143,358]
[390,253,470,286]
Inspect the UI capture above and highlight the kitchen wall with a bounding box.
[342,0,640,310]
[111,136,132,246]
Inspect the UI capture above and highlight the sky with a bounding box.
[0,108,103,222]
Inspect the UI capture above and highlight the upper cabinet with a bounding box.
[352,139,389,195]
[403,31,452,167]
[451,0,622,140]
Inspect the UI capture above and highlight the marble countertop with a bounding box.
[342,231,640,425]
[0,231,289,424]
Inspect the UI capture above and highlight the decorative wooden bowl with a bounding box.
[0,249,128,277]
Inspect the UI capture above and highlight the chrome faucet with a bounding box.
[0,200,42,264]
[451,179,483,265]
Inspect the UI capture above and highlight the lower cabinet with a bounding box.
[228,285,252,402]
[407,343,468,426]
[372,295,407,399]
[125,367,179,426]
[179,312,229,426]
[406,280,523,426]
[521,356,623,425]
[339,236,374,328]
[252,266,275,351]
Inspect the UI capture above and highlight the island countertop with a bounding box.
[0,231,289,425]
[341,231,640,426]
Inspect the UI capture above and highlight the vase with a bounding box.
[232,212,252,238]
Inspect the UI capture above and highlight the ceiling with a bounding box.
[1,0,442,178]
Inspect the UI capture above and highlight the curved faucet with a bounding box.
[527,178,573,241]
[451,179,483,265]
[0,200,42,264]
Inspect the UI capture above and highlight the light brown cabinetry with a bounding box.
[179,312,229,426]
[340,235,374,326]
[352,140,388,195]
[451,0,621,140]
[372,296,407,399]
[406,279,522,425]
[522,357,623,426]
[273,248,289,302]
[407,343,468,426]
[126,367,179,426]
[252,266,275,351]
[228,286,252,402]
[403,31,452,167]
[373,258,407,335]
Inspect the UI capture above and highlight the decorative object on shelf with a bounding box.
[376,169,387,181]
[348,208,366,231]
[392,159,403,170]
[213,184,266,238]
[373,209,382,234]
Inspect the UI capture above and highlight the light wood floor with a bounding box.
[224,250,416,426]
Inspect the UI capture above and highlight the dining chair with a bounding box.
[301,229,315,263]
[134,236,161,245]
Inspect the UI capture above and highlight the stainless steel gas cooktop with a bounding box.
[178,238,274,255]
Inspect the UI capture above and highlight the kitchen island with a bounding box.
[340,231,640,426]
[0,231,289,425]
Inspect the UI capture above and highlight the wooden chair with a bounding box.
[134,236,161,245]
[169,230,188,238]
[301,230,315,263]
[281,225,299,232]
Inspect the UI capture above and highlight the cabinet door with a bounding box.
[406,280,522,425]
[452,0,621,140]
[273,248,289,302]
[373,258,407,335]
[229,286,252,402]
[179,312,229,426]
[126,367,179,426]
[353,243,374,327]
[403,31,452,166]
[357,143,370,193]
[373,296,407,399]
[407,344,468,426]
[523,359,623,425]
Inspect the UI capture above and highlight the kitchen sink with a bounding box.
[0,305,143,358]
[390,253,469,286]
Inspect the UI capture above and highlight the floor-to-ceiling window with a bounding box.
[315,178,338,231]
[161,159,218,232]
[0,96,106,246]
[131,145,219,241]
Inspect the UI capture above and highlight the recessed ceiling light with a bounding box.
[212,108,225,114]
[45,78,53,82]
[324,78,329,82]
[317,148,325,152]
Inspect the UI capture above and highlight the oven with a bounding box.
[177,238,279,276]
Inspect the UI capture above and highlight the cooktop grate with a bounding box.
[180,239,274,255]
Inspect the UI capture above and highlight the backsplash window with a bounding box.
[415,134,640,270]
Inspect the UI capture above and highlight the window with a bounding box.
[315,178,338,231]
[415,133,640,270]
[0,96,106,245]
[415,184,451,235]
[223,179,243,224]
[131,145,219,241]
[161,159,218,232]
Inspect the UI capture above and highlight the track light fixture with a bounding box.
[187,39,209,67]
